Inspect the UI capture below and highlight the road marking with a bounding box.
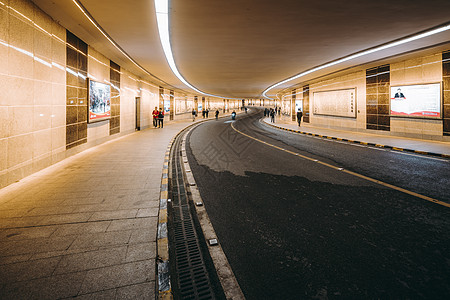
[232,122,450,208]
[262,120,449,163]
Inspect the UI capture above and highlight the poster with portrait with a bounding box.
[88,80,111,123]
[390,83,441,118]
[313,88,356,118]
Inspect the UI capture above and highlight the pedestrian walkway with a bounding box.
[263,118,450,157]
[0,117,208,299]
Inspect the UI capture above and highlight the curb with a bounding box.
[262,120,450,159]
[157,139,173,300]
[156,110,249,299]
[181,128,245,300]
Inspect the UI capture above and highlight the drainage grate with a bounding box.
[168,134,218,300]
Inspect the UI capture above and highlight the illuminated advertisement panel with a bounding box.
[390,83,441,118]
[313,88,356,118]
[295,100,303,112]
[88,80,111,123]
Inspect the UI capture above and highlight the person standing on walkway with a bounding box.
[158,108,164,128]
[215,109,219,120]
[297,110,303,126]
[270,108,275,123]
[152,106,159,128]
[206,108,209,118]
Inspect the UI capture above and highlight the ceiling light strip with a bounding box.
[71,0,170,86]
[155,0,240,100]
[262,23,450,99]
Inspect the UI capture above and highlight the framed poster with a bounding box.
[88,79,111,123]
[390,83,441,118]
[313,88,356,118]
[295,100,303,112]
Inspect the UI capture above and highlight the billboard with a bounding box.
[88,80,111,123]
[390,83,441,118]
[313,88,356,118]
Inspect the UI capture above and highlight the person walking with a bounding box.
[157,108,164,128]
[215,109,219,120]
[270,108,275,123]
[296,109,303,126]
[206,108,209,118]
[192,109,196,121]
[152,106,159,128]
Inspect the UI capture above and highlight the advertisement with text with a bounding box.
[390,83,441,118]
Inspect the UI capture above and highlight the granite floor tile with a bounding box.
[63,288,116,299]
[39,212,94,225]
[0,235,76,256]
[0,271,86,299]
[115,282,155,300]
[124,242,156,263]
[25,206,77,216]
[129,229,156,244]
[0,226,57,240]
[51,221,111,237]
[136,208,159,218]
[70,203,122,213]
[79,260,155,294]
[54,246,128,275]
[69,230,132,250]
[0,256,61,284]
[88,209,139,222]
[106,218,156,232]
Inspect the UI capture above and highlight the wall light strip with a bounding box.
[262,23,450,99]
[154,0,240,100]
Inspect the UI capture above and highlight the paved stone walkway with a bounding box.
[0,119,198,299]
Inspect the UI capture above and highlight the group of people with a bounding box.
[191,108,221,121]
[152,107,165,128]
[263,106,303,126]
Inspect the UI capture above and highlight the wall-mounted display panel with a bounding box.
[390,83,441,118]
[313,88,356,118]
[295,100,303,112]
[88,80,111,123]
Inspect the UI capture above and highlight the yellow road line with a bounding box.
[231,123,450,208]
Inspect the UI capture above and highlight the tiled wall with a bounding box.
[66,30,87,149]
[0,0,66,187]
[390,53,442,138]
[291,89,296,121]
[443,51,450,136]
[366,65,390,131]
[302,85,310,123]
[0,0,162,188]
[110,60,120,135]
[159,86,164,109]
[309,70,366,130]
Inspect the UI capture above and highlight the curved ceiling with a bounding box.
[32,0,450,99]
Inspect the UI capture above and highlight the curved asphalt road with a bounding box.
[186,108,450,299]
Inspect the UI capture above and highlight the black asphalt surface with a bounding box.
[186,108,450,299]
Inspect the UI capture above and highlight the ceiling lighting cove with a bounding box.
[154,0,238,99]
[262,23,450,99]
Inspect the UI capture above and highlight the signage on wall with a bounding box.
[295,100,303,112]
[390,83,441,118]
[88,80,111,123]
[313,88,356,118]
[164,98,170,113]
